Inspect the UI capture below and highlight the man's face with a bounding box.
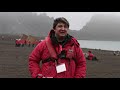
[54,23,69,37]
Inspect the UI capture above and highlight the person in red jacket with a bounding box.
[86,50,98,61]
[29,17,86,78]
[87,51,94,60]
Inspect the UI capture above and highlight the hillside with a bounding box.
[0,12,54,37]
[78,14,120,41]
[1,13,120,41]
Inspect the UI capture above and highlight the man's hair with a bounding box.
[53,17,69,29]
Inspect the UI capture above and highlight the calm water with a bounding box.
[78,40,120,51]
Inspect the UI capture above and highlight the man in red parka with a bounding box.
[29,17,86,78]
[86,50,98,61]
[87,51,94,60]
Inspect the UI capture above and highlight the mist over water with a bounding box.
[78,40,120,51]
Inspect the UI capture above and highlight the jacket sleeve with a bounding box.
[29,41,44,78]
[74,45,86,78]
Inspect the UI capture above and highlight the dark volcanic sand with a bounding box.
[0,39,120,78]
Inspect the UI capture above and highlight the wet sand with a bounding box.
[0,39,120,78]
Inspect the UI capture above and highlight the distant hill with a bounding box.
[0,12,54,37]
[78,14,120,41]
[1,13,120,41]
[0,12,80,39]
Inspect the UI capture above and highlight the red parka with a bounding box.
[15,39,20,45]
[88,52,94,60]
[29,30,86,78]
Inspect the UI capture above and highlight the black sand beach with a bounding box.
[0,39,120,78]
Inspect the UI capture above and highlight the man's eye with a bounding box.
[58,25,62,27]
[64,25,68,28]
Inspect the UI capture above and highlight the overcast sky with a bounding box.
[35,12,120,30]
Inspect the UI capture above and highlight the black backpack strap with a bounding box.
[42,58,56,64]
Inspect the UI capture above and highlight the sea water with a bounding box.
[78,40,120,51]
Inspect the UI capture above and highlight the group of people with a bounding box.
[15,39,40,47]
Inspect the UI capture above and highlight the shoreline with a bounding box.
[0,40,120,78]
